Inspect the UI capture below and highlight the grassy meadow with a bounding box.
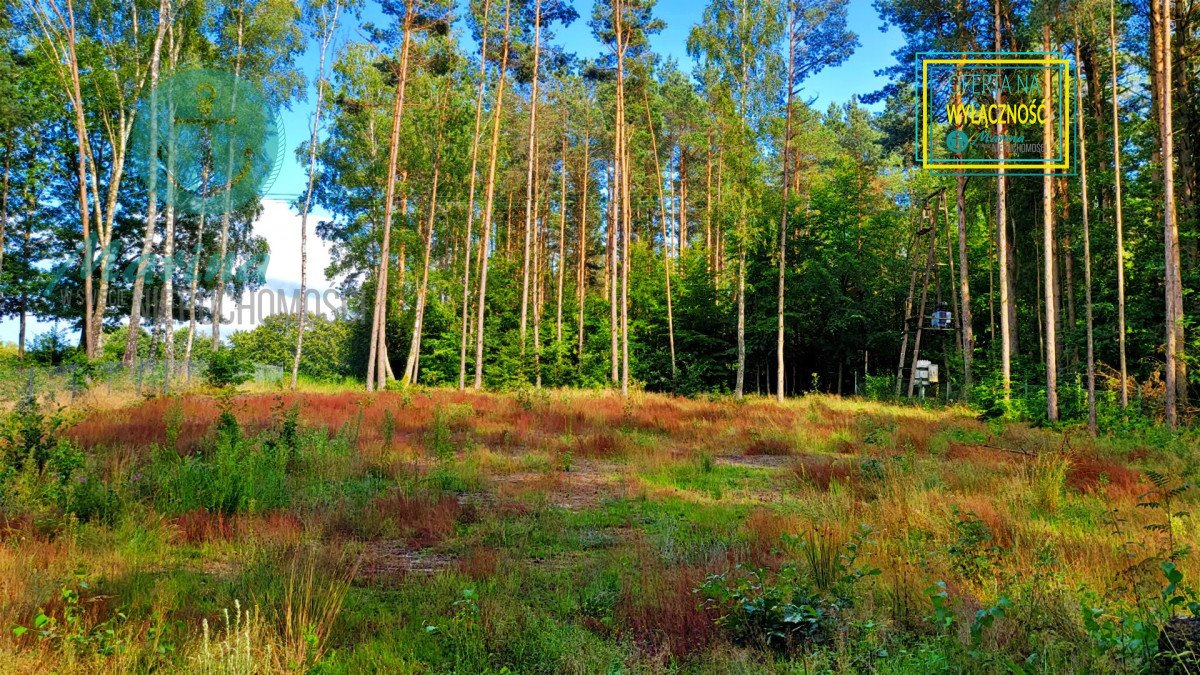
[1,386,1198,672]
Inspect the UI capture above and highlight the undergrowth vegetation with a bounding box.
[0,387,1197,672]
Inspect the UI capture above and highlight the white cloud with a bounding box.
[213,199,345,333]
[254,198,336,288]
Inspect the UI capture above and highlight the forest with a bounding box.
[0,0,1194,432]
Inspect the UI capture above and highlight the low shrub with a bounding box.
[205,348,252,389]
[0,394,121,526]
[698,526,879,652]
[947,508,1004,584]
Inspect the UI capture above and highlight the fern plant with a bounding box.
[1138,469,1193,561]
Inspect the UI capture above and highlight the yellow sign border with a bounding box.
[920,57,1071,171]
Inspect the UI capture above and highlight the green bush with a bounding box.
[698,564,835,651]
[2,391,60,470]
[205,347,252,389]
[864,374,896,401]
[27,328,77,366]
[228,313,355,381]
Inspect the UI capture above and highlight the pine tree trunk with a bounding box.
[955,175,973,399]
[519,0,542,356]
[995,0,1015,389]
[1161,0,1183,427]
[19,191,34,360]
[473,0,513,390]
[679,151,688,254]
[1060,180,1075,369]
[608,163,618,385]
[734,0,750,399]
[458,0,492,390]
[402,104,443,386]
[736,240,746,398]
[896,225,921,398]
[0,154,8,288]
[705,129,714,278]
[614,0,630,396]
[556,127,567,345]
[1043,26,1059,422]
[907,217,937,398]
[577,115,590,363]
[1110,0,1129,408]
[367,9,415,391]
[1075,30,1098,435]
[943,195,965,365]
[777,18,796,402]
[620,102,632,397]
[642,88,677,378]
[532,156,544,386]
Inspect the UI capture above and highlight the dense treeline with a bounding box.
[0,0,1196,428]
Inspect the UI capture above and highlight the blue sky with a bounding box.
[0,0,903,347]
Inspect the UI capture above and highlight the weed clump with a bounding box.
[0,394,121,527]
[147,411,289,516]
[698,526,879,653]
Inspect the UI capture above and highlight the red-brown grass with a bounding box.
[357,442,422,481]
[628,399,688,435]
[738,509,800,566]
[1127,447,1153,462]
[68,390,849,467]
[237,511,304,544]
[791,455,856,490]
[572,431,624,458]
[357,492,462,546]
[894,419,934,453]
[21,581,120,632]
[744,437,794,456]
[495,413,536,450]
[69,395,217,454]
[458,546,500,579]
[521,406,588,436]
[1066,456,1145,498]
[753,402,798,424]
[691,403,732,423]
[946,443,1021,466]
[614,546,721,662]
[832,435,860,455]
[67,390,489,454]
[496,472,562,502]
[953,496,1014,548]
[0,514,38,540]
[172,509,234,544]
